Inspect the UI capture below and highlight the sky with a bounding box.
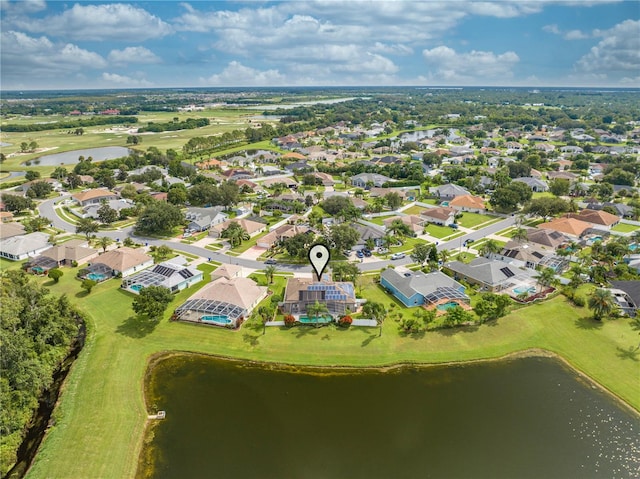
[1,0,639,90]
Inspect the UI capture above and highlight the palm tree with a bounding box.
[264,265,277,284]
[535,267,557,293]
[382,234,395,251]
[478,239,501,258]
[568,264,586,289]
[372,196,385,213]
[512,226,528,244]
[588,288,616,321]
[76,217,99,241]
[365,238,376,251]
[362,301,387,336]
[221,222,249,247]
[306,300,329,328]
[438,249,450,266]
[98,236,113,253]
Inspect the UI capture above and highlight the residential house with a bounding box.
[284,161,311,173]
[380,269,470,310]
[445,257,536,293]
[547,171,578,181]
[568,209,620,230]
[83,198,133,219]
[534,143,556,153]
[0,211,14,223]
[25,239,98,273]
[121,256,203,294]
[257,224,311,249]
[311,172,335,186]
[586,202,634,218]
[609,281,640,317]
[209,218,267,239]
[0,222,26,239]
[210,263,243,281]
[491,241,568,273]
[526,228,571,249]
[0,232,50,261]
[421,206,456,226]
[174,276,268,328]
[350,173,393,189]
[72,188,119,207]
[560,146,584,154]
[383,215,423,235]
[84,247,153,279]
[539,217,592,238]
[449,194,486,213]
[429,183,470,201]
[352,223,385,249]
[221,169,253,181]
[512,177,549,192]
[185,207,228,232]
[280,277,358,318]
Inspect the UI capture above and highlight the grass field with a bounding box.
[456,212,500,229]
[611,222,640,233]
[423,223,460,239]
[20,264,640,479]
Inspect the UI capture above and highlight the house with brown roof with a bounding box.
[281,278,358,319]
[539,217,592,238]
[72,188,119,207]
[0,222,26,239]
[257,224,312,249]
[383,215,424,235]
[449,195,486,213]
[421,206,456,226]
[84,247,153,279]
[210,263,243,281]
[174,277,267,328]
[311,172,335,186]
[209,218,267,239]
[526,228,571,249]
[41,239,97,266]
[568,209,620,230]
[0,211,14,223]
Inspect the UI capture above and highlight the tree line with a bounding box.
[2,116,138,132]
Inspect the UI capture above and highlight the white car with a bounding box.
[390,253,405,260]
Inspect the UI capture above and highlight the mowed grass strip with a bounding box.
[24,267,640,479]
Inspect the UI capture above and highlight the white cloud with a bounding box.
[101,72,153,87]
[564,29,589,40]
[576,20,640,73]
[202,61,286,86]
[422,46,519,83]
[108,47,161,65]
[0,0,46,13]
[543,24,561,34]
[15,3,172,41]
[1,30,106,80]
[371,42,413,56]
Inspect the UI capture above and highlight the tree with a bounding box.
[23,215,49,233]
[76,217,100,240]
[512,226,528,243]
[411,243,433,265]
[221,222,250,247]
[25,170,41,181]
[1,194,33,213]
[119,184,138,200]
[362,301,387,336]
[587,288,616,321]
[154,245,173,263]
[283,232,314,259]
[478,239,501,257]
[264,265,277,284]
[329,224,359,252]
[387,219,413,238]
[256,305,274,335]
[48,268,63,283]
[534,267,557,293]
[27,181,52,198]
[473,293,512,321]
[51,167,68,180]
[97,203,119,224]
[384,192,402,210]
[331,262,360,283]
[524,197,570,219]
[135,201,183,235]
[98,236,113,253]
[132,286,173,321]
[81,279,97,294]
[443,306,473,326]
[549,178,570,197]
[321,196,354,216]
[306,300,329,328]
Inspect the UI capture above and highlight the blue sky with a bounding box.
[1,0,638,90]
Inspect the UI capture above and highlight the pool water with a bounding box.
[87,273,106,281]
[436,301,459,311]
[630,243,638,251]
[298,315,333,324]
[130,284,143,292]
[513,286,535,295]
[200,315,231,325]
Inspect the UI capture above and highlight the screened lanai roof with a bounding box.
[25,255,58,271]
[424,286,470,304]
[175,298,246,321]
[121,260,200,290]
[86,263,113,275]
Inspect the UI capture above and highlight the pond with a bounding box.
[25,146,132,166]
[140,355,639,479]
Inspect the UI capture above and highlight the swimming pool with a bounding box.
[201,315,232,325]
[436,301,460,311]
[630,243,638,252]
[298,315,333,324]
[87,273,106,281]
[513,286,535,295]
[130,284,143,292]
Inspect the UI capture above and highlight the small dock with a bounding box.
[148,411,166,420]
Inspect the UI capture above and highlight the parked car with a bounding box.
[363,250,372,257]
[264,259,277,265]
[390,253,406,260]
[356,251,364,258]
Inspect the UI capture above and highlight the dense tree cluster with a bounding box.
[138,117,209,133]
[0,271,81,474]
[2,116,137,132]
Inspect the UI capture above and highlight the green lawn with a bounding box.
[229,230,269,254]
[20,264,640,479]
[611,223,640,233]
[456,212,500,229]
[423,223,461,239]
[402,205,427,215]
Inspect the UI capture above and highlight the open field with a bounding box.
[423,223,461,239]
[19,263,640,479]
[612,222,640,234]
[456,212,501,229]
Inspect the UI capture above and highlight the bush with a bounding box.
[338,315,353,327]
[283,314,295,327]
[572,295,586,307]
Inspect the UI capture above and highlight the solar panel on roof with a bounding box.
[153,265,176,277]
[500,267,515,278]
[178,269,194,279]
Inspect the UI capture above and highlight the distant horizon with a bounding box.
[1,1,638,90]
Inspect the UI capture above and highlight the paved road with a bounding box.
[38,197,516,273]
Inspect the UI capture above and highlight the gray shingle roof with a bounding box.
[381,268,467,300]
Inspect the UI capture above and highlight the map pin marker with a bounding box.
[308,244,330,281]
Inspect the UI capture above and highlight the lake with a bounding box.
[26,146,131,166]
[141,355,639,479]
